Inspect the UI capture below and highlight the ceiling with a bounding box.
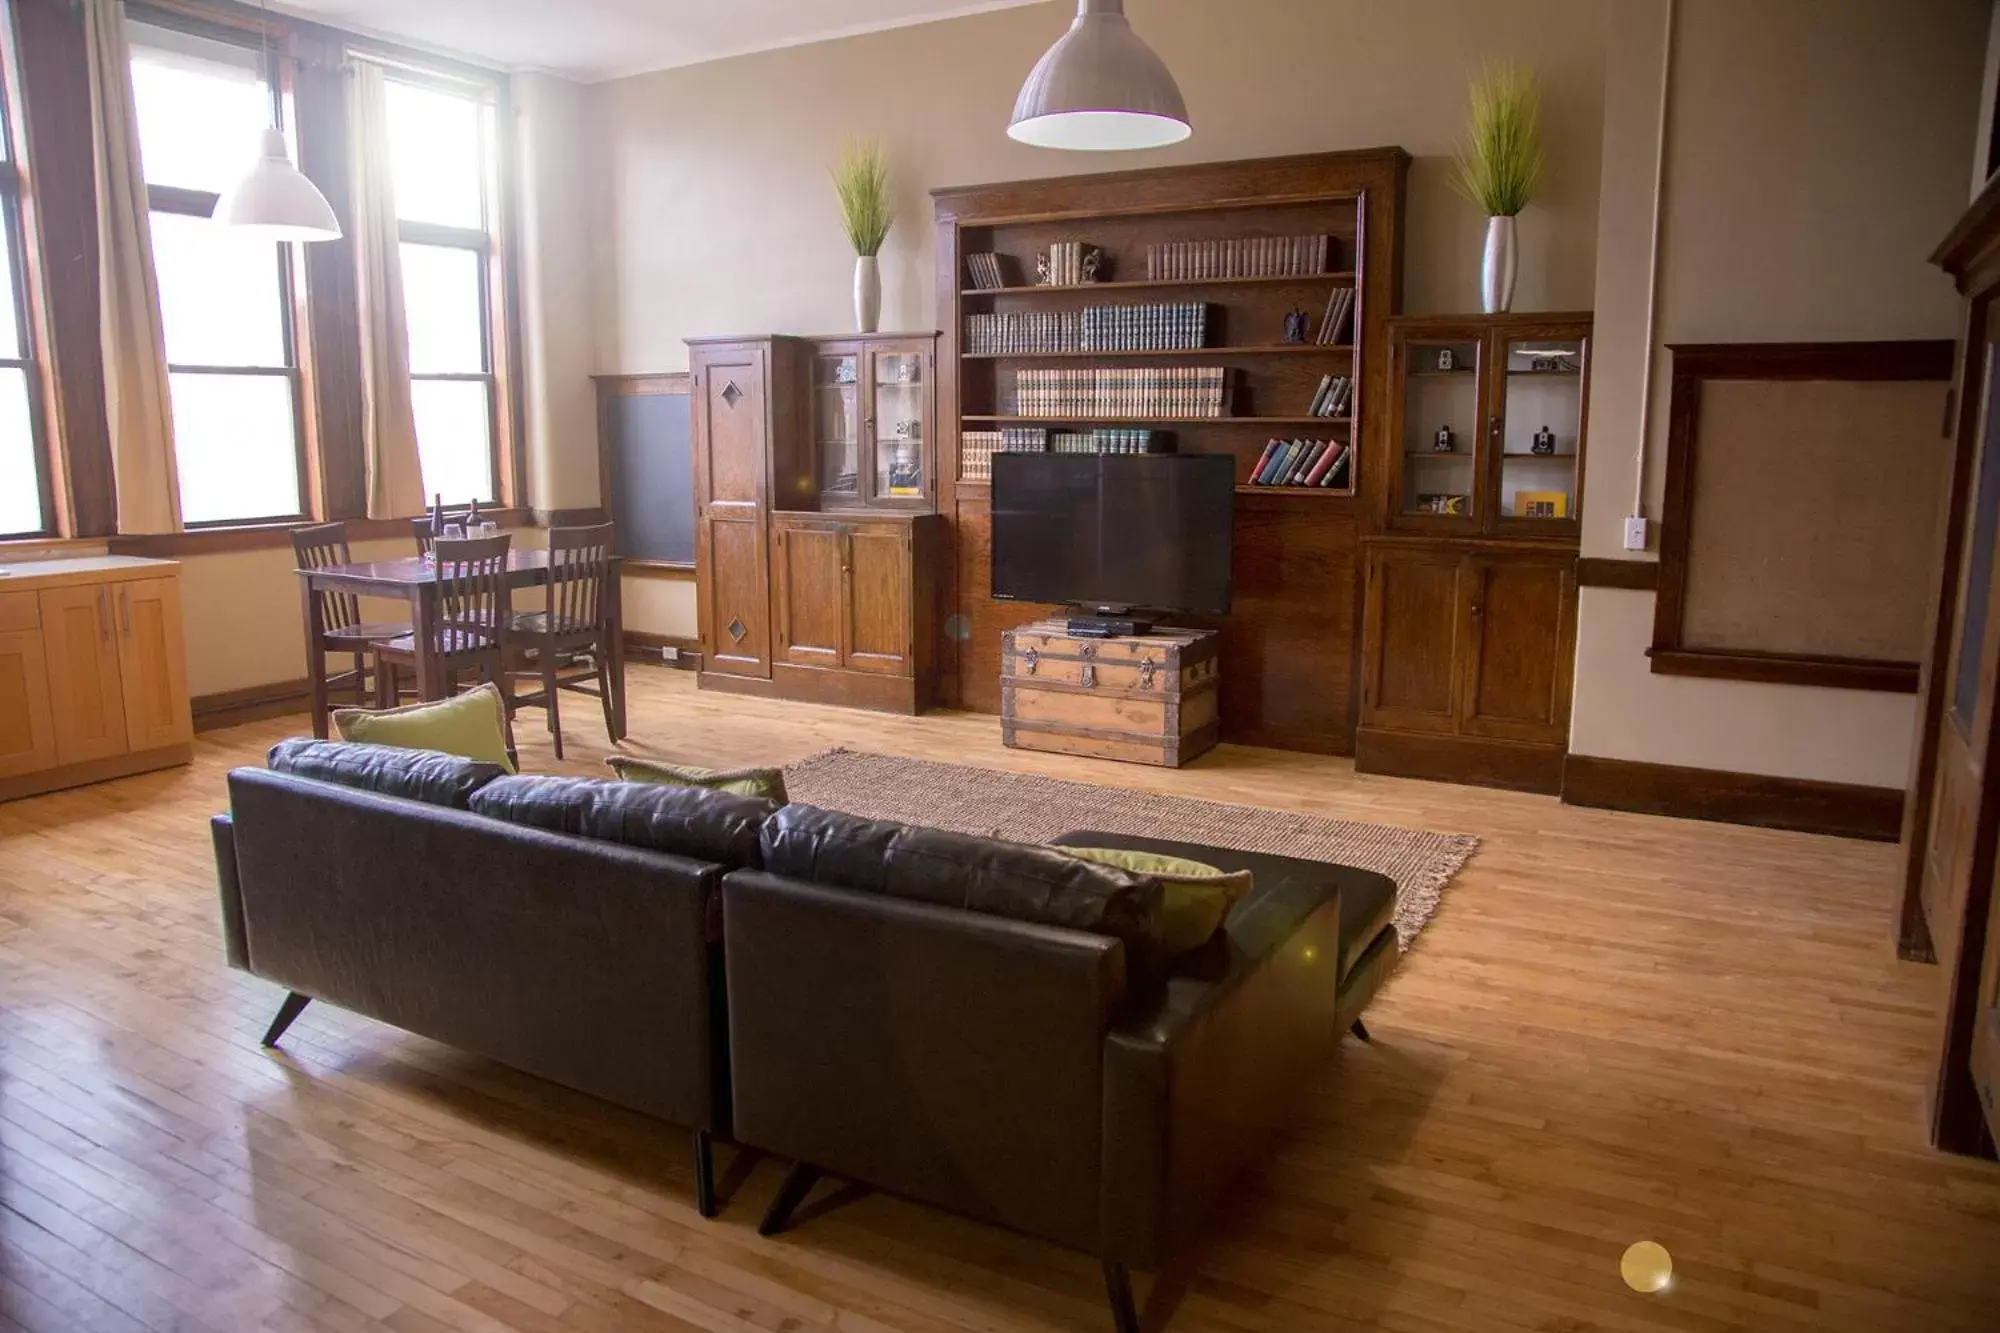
[274,0,1049,82]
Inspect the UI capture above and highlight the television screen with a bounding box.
[990,453,1234,615]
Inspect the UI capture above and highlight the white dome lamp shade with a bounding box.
[1008,0,1190,151]
[215,127,342,243]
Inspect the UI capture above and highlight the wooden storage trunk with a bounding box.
[1000,621,1219,768]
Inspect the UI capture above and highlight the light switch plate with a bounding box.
[1623,516,1650,552]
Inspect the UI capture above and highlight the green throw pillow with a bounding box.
[1060,846,1251,955]
[332,681,516,773]
[606,754,789,805]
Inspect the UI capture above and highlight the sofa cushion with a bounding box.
[332,681,516,772]
[1058,845,1252,955]
[760,804,1164,974]
[606,754,789,805]
[267,737,506,810]
[469,775,775,869]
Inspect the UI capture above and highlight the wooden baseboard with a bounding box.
[0,743,194,802]
[623,630,702,670]
[192,678,313,732]
[1561,754,1904,841]
[1356,728,1566,795]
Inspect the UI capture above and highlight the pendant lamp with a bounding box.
[216,127,342,242]
[1008,0,1190,151]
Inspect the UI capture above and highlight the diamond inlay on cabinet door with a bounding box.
[721,380,744,409]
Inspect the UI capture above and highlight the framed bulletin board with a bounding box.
[1650,340,1957,693]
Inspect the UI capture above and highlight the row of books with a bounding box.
[1145,234,1332,281]
[1314,286,1356,345]
[1308,374,1354,418]
[964,252,1013,290]
[1247,438,1352,489]
[959,428,1171,480]
[1014,367,1227,419]
[1040,241,1101,286]
[963,303,1210,355]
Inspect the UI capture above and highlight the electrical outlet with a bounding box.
[660,645,679,663]
[1623,516,1650,552]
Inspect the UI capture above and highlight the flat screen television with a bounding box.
[990,453,1234,616]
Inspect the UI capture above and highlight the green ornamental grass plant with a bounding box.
[1455,62,1544,218]
[832,138,892,257]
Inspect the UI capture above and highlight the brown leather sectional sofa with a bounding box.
[213,741,1401,1332]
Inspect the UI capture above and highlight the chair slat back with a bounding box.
[547,523,616,635]
[292,522,363,634]
[432,533,512,652]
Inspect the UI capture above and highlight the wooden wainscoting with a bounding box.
[1563,753,1905,841]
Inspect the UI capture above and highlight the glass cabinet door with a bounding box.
[1496,334,1585,527]
[812,352,861,501]
[872,351,927,502]
[1397,337,1482,523]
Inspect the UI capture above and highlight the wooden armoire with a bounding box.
[687,332,945,715]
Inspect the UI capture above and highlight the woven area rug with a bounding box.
[782,748,1478,950]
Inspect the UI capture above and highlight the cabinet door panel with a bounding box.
[38,586,128,765]
[0,628,58,778]
[774,524,844,668]
[115,577,193,751]
[846,526,912,675]
[702,515,771,679]
[1460,556,1575,743]
[693,351,767,508]
[1973,851,2000,1144]
[1361,548,1463,733]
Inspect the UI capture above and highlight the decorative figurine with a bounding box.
[1437,348,1456,372]
[1080,246,1103,283]
[1532,425,1557,456]
[1282,308,1311,344]
[1036,251,1052,286]
[1434,424,1456,453]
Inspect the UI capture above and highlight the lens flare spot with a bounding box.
[1620,1241,1672,1294]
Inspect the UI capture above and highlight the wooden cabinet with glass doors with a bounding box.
[806,335,935,512]
[1358,312,1592,793]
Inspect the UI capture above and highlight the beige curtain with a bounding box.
[84,0,181,533]
[348,60,426,518]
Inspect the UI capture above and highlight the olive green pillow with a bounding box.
[606,754,789,805]
[1059,846,1252,955]
[332,681,516,773]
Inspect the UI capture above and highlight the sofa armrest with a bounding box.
[211,814,248,971]
[1100,880,1344,1269]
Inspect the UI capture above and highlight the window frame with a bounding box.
[379,61,510,511]
[129,13,314,530]
[0,56,54,540]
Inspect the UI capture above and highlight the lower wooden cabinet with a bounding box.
[0,559,193,801]
[705,510,941,713]
[1357,541,1576,793]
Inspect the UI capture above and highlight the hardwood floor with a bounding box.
[1,665,1996,1332]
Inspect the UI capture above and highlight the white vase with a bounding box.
[1481,215,1518,315]
[854,255,881,334]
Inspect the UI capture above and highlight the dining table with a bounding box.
[298,548,626,741]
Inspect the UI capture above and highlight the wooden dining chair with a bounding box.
[508,523,618,760]
[371,534,517,751]
[292,522,410,737]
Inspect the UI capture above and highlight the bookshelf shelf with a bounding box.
[961,272,1357,298]
[962,344,1354,360]
[966,415,1355,426]
[1238,484,1356,496]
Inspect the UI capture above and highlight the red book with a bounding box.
[1305,440,1346,487]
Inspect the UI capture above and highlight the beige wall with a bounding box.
[589,0,1608,374]
[1568,0,1987,789]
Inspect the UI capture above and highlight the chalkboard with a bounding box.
[601,383,694,565]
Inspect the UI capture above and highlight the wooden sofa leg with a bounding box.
[262,991,312,1047]
[1350,1018,1372,1043]
[757,1162,822,1237]
[693,1130,718,1219]
[1102,1261,1140,1333]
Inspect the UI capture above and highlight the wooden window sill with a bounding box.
[106,509,536,557]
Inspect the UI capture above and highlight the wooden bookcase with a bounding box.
[934,149,1409,754]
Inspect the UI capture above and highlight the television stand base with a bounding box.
[1066,615,1153,638]
[1002,620,1220,768]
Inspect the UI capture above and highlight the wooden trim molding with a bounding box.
[623,629,700,670]
[1651,339,1956,694]
[531,506,610,527]
[623,559,695,578]
[1576,558,1659,591]
[105,508,535,557]
[192,678,313,732]
[1562,753,1905,842]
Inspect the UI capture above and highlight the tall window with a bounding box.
[129,23,305,526]
[385,75,499,506]
[0,71,47,537]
